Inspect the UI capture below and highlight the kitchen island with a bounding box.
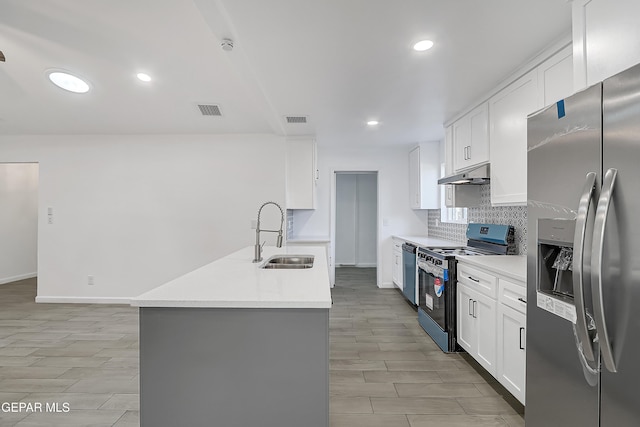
[130,245,331,427]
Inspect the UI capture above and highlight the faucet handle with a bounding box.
[261,241,266,249]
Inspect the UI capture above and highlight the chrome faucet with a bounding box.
[253,201,284,262]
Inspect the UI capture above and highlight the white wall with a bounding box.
[292,146,429,287]
[0,163,38,284]
[335,173,377,267]
[0,134,286,302]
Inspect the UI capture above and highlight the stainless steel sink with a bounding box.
[261,255,315,269]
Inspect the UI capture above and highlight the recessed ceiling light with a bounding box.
[367,120,379,126]
[137,72,152,82]
[47,71,90,93]
[413,40,434,52]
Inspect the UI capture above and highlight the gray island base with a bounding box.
[140,306,329,427]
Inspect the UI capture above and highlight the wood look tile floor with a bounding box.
[329,267,524,427]
[0,270,524,426]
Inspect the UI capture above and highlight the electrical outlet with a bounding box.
[47,207,54,224]
[88,275,94,286]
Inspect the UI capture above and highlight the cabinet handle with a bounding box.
[519,327,525,350]
[467,145,471,160]
[468,276,480,283]
[517,297,527,304]
[464,146,468,160]
[469,299,473,316]
[472,300,477,318]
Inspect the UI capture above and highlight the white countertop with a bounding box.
[455,255,527,284]
[393,235,462,248]
[130,245,332,309]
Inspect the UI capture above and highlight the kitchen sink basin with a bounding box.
[261,255,315,269]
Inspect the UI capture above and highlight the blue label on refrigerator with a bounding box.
[557,100,566,119]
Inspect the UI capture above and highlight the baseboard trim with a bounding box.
[336,264,378,268]
[35,296,132,305]
[0,272,37,285]
[379,281,395,289]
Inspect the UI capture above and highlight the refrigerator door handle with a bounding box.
[572,172,597,362]
[592,167,618,373]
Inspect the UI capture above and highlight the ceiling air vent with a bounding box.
[285,116,308,124]
[198,104,222,116]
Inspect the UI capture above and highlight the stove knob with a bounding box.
[436,260,442,266]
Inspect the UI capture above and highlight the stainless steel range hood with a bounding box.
[437,164,490,185]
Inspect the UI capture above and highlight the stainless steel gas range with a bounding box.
[417,223,515,352]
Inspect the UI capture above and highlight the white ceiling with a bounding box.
[0,0,571,146]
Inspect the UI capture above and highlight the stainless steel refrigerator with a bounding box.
[527,62,640,426]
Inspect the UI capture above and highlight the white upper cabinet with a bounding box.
[538,45,573,108]
[452,103,489,173]
[489,70,539,206]
[443,40,573,207]
[286,138,317,209]
[489,45,573,207]
[444,125,454,176]
[409,142,440,209]
[573,0,640,90]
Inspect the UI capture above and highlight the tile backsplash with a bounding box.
[427,184,527,254]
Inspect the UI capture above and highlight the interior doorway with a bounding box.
[0,163,39,287]
[334,171,378,287]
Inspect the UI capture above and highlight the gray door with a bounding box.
[599,62,640,427]
[526,84,602,427]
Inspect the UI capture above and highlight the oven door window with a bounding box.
[418,267,447,331]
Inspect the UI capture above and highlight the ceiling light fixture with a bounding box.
[413,40,434,52]
[367,120,379,126]
[136,72,152,82]
[47,71,90,93]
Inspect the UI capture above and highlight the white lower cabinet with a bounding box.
[457,262,526,404]
[497,279,527,404]
[457,264,498,376]
[392,239,403,291]
[457,282,497,376]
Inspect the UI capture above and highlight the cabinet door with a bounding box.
[457,284,476,353]
[452,117,470,172]
[468,103,489,166]
[392,249,403,290]
[538,45,573,108]
[498,304,526,404]
[408,143,440,209]
[444,125,454,176]
[573,0,640,89]
[489,70,538,206]
[396,250,403,289]
[475,292,497,376]
[408,147,420,208]
[286,139,316,209]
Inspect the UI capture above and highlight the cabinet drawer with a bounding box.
[499,279,527,314]
[457,264,497,298]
